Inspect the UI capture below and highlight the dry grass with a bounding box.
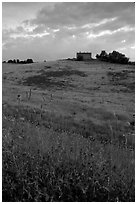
[2,60,135,201]
[2,104,135,202]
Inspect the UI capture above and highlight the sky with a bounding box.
[2,2,135,61]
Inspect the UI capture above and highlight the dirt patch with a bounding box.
[44,66,51,69]
[22,75,73,89]
[25,70,33,73]
[22,69,86,89]
[37,69,87,77]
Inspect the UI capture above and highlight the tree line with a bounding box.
[96,50,134,64]
[3,59,34,64]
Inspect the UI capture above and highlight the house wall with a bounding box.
[77,53,92,60]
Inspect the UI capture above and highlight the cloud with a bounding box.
[87,26,135,39]
[2,2,135,61]
[121,40,126,43]
[29,2,134,28]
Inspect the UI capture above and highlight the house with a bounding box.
[76,52,92,61]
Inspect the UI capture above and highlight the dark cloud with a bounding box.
[31,2,134,28]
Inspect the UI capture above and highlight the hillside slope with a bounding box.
[2,60,135,201]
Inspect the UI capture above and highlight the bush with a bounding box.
[128,61,135,65]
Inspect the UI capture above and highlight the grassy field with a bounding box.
[2,60,135,201]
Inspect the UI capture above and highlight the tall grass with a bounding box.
[2,104,135,201]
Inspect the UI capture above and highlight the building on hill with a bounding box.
[76,52,92,61]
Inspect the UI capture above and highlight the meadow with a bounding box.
[2,60,135,201]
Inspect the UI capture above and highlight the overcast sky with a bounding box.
[2,2,135,61]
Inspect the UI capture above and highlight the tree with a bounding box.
[26,59,33,63]
[96,54,100,59]
[96,50,129,64]
[8,60,13,63]
[109,51,129,64]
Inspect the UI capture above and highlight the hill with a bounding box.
[2,60,135,201]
